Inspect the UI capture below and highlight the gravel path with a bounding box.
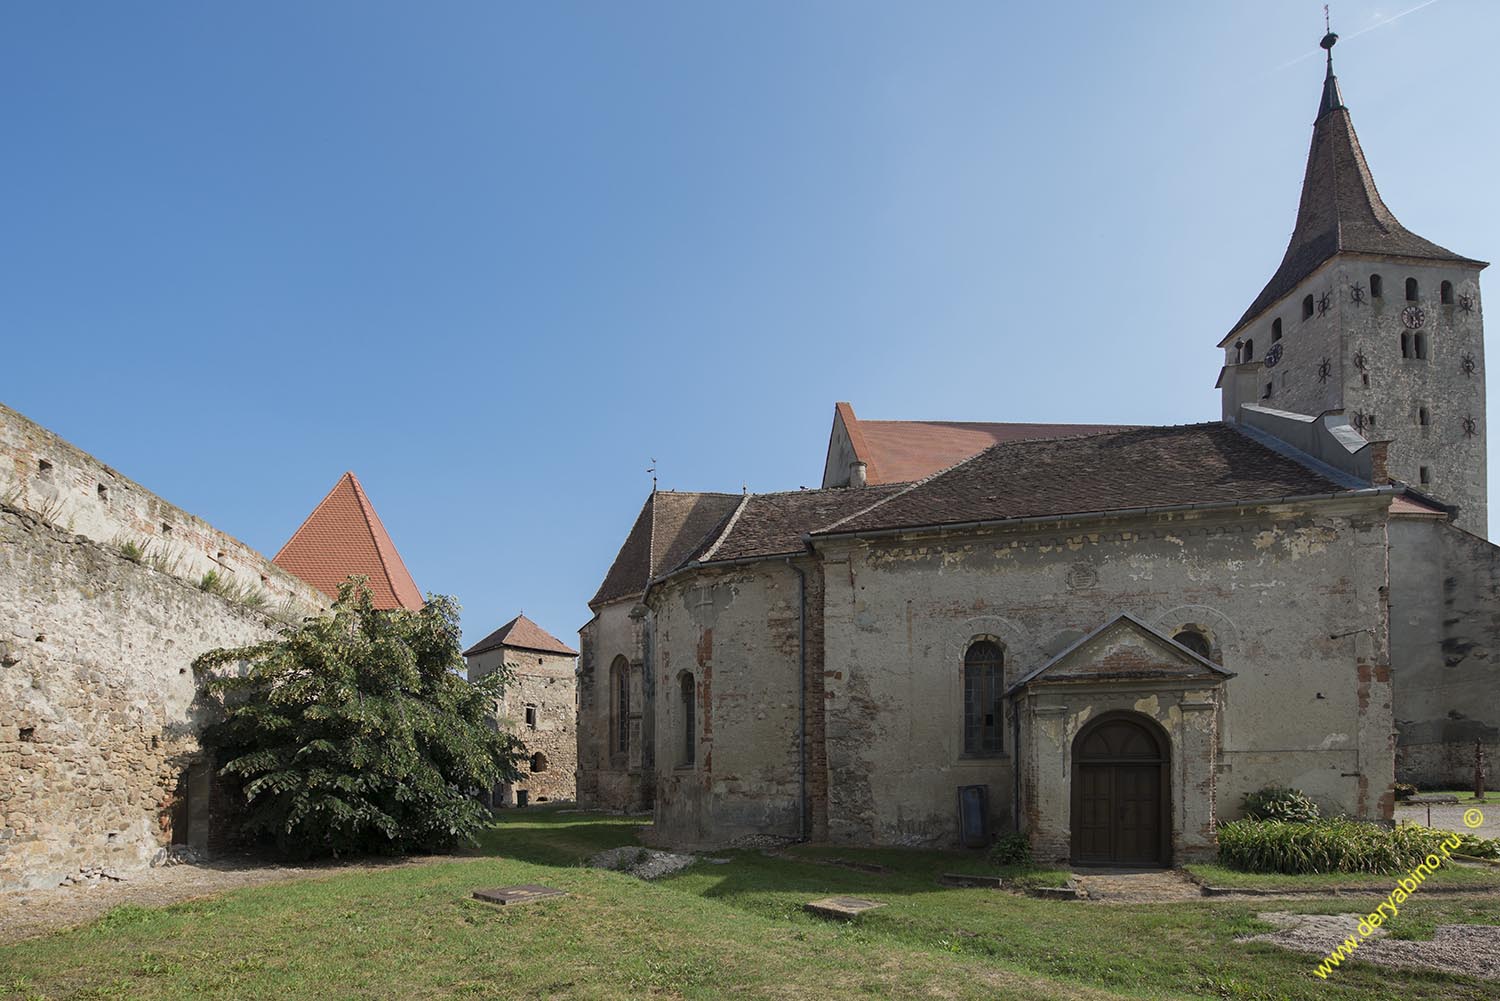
[0,854,446,945]
[587,846,698,879]
[1240,911,1500,980]
[1396,801,1499,839]
[1073,869,1204,903]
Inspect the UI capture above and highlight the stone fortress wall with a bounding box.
[465,646,578,805]
[0,403,327,890]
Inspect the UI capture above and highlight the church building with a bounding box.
[576,33,1497,865]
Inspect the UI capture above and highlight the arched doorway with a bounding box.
[1071,712,1170,866]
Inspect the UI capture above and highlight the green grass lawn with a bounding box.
[2,807,1499,1000]
[1185,862,1500,891]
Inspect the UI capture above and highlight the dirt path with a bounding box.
[1240,910,1500,980]
[1072,868,1206,903]
[0,854,449,945]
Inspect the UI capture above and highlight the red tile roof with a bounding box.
[464,613,578,658]
[272,472,423,610]
[832,402,1132,485]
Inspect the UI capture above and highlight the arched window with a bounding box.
[1301,295,1314,320]
[1406,277,1419,301]
[680,673,696,766]
[1173,629,1213,660]
[1415,333,1428,360]
[609,655,630,758]
[1418,406,1430,427]
[1441,280,1455,305]
[1243,338,1254,361]
[530,752,548,773]
[1401,332,1412,359]
[1370,274,1383,298]
[1271,318,1283,342]
[963,640,1004,755]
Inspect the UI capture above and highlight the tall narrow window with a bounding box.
[1243,338,1254,361]
[1441,280,1455,305]
[1301,295,1314,320]
[610,655,630,757]
[1370,274,1383,298]
[1406,277,1419,301]
[1418,406,1431,427]
[963,640,1003,755]
[680,673,696,766]
[1420,466,1431,485]
[1401,332,1412,358]
[1272,319,1282,342]
[1415,333,1428,360]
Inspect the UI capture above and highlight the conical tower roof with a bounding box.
[273,472,423,610]
[1227,33,1484,339]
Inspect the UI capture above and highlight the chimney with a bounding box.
[848,460,868,488]
[1369,440,1389,483]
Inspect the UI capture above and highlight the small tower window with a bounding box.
[37,459,53,478]
[529,752,548,773]
[1301,295,1314,320]
[1243,338,1254,361]
[1370,274,1383,298]
[1272,319,1283,342]
[1401,333,1411,358]
[1263,381,1274,400]
[1367,414,1377,428]
[1418,406,1431,427]
[97,484,109,503]
[1406,277,1419,301]
[1415,333,1428,360]
[524,704,538,729]
[1441,280,1455,305]
[1419,466,1431,485]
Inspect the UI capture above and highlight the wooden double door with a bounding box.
[1071,714,1169,866]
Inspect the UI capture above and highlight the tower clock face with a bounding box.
[1264,343,1284,368]
[1402,305,1427,329]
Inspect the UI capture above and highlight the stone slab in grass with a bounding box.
[804,896,886,919]
[1025,885,1084,900]
[940,872,1004,888]
[472,885,567,906]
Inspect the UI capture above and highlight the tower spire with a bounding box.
[1318,12,1344,119]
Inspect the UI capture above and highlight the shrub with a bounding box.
[1217,818,1455,875]
[1451,832,1500,860]
[988,832,1032,866]
[193,578,523,857]
[1393,782,1418,801]
[1242,786,1320,823]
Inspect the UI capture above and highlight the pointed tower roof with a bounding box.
[463,613,578,658]
[273,472,423,610]
[1226,30,1485,340]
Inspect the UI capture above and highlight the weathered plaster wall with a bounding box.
[467,647,577,805]
[0,504,298,890]
[1224,260,1486,535]
[576,600,650,811]
[649,565,806,848]
[0,402,326,612]
[1389,516,1500,786]
[819,499,1394,850]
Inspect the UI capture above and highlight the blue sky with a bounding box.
[4,2,1497,646]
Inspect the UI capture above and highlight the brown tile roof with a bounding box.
[589,490,741,607]
[272,472,423,611]
[464,613,578,658]
[815,423,1357,537]
[832,402,1131,486]
[691,484,907,564]
[1227,56,1484,340]
[1389,494,1447,517]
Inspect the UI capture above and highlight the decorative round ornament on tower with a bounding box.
[1402,305,1426,329]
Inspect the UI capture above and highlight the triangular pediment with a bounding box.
[1007,614,1233,695]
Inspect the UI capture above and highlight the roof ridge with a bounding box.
[814,440,1000,535]
[697,494,751,564]
[348,473,422,609]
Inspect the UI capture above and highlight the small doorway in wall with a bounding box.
[517,789,530,808]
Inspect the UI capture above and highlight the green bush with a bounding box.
[988,832,1032,866]
[1393,782,1418,801]
[1217,818,1456,875]
[193,578,523,857]
[1241,786,1320,823]
[1451,832,1500,860]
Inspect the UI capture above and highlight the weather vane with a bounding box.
[647,457,657,492]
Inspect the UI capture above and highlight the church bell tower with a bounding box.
[1219,29,1488,536]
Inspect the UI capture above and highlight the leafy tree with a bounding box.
[193,579,521,856]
